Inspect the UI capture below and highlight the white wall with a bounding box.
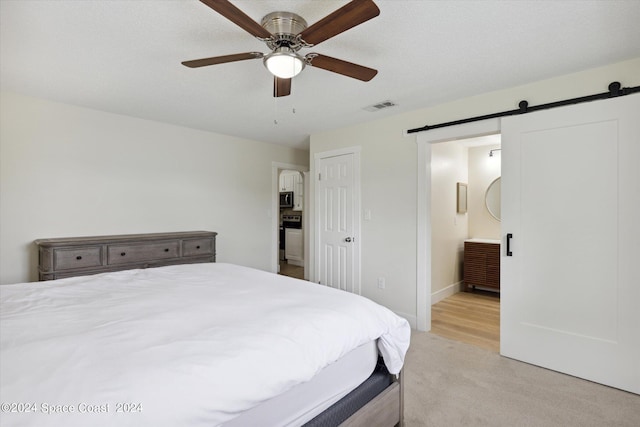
[309,121,418,322]
[0,92,308,284]
[309,57,640,324]
[468,144,501,239]
[430,142,468,297]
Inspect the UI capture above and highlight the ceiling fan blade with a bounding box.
[298,0,380,46]
[274,77,292,97]
[306,54,377,81]
[182,52,263,68]
[199,0,272,39]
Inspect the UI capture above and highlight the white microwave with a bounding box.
[279,191,293,208]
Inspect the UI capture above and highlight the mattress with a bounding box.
[304,359,394,427]
[0,263,410,427]
[225,340,378,426]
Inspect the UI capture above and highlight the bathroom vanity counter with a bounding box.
[464,239,500,292]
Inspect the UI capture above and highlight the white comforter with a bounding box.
[0,263,410,427]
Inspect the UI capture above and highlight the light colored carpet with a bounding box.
[404,331,640,426]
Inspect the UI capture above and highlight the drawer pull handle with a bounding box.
[196,245,201,249]
[121,252,126,256]
[76,256,83,260]
[164,248,169,252]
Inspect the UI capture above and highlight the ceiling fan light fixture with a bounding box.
[264,47,305,79]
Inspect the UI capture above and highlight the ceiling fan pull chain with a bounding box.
[273,93,279,125]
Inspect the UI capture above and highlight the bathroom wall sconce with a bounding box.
[489,149,502,157]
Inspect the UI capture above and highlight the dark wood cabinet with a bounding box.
[35,231,217,281]
[464,239,500,292]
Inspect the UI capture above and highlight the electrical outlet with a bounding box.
[377,277,386,289]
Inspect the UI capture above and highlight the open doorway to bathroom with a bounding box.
[429,135,501,352]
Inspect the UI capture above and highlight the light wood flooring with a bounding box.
[279,262,304,280]
[430,290,500,353]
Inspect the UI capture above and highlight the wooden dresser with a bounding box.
[463,238,500,292]
[35,231,217,281]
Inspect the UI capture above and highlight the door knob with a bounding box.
[345,237,352,242]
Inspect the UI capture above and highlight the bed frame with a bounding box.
[34,231,404,426]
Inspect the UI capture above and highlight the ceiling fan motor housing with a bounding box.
[261,12,308,51]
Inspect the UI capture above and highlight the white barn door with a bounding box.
[315,149,360,294]
[501,94,640,393]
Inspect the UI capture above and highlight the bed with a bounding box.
[0,232,410,427]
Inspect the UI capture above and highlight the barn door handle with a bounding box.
[506,233,513,256]
[345,237,353,243]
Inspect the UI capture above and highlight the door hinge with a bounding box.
[318,173,321,181]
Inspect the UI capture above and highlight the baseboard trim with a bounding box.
[394,311,417,330]
[431,281,463,305]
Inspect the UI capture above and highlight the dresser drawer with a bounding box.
[107,241,179,265]
[182,238,214,257]
[36,231,217,281]
[53,247,103,271]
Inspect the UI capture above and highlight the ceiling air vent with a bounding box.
[363,100,397,112]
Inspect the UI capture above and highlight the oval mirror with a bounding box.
[485,177,501,221]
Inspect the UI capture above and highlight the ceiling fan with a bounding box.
[182,0,380,97]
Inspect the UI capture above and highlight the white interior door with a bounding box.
[501,94,640,394]
[315,150,360,293]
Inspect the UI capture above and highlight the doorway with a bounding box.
[271,162,308,279]
[278,169,305,280]
[428,135,501,351]
[415,118,502,331]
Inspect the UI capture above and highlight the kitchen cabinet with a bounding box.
[463,238,500,292]
[285,228,304,265]
[280,170,304,210]
[279,170,298,192]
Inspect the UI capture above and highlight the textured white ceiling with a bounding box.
[2,0,639,150]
